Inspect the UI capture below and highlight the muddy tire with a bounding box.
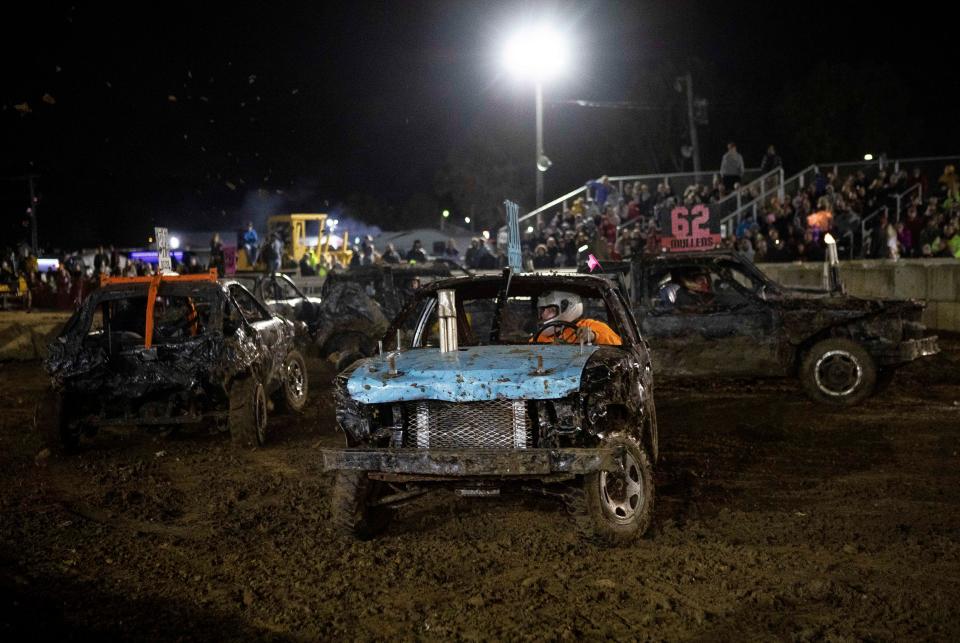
[567,433,655,546]
[330,470,392,540]
[229,376,268,447]
[36,389,80,454]
[800,338,877,405]
[274,350,309,414]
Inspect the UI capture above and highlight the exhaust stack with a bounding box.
[438,289,458,352]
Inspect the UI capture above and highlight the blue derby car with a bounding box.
[322,270,659,545]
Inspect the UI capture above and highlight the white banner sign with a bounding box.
[155,227,172,273]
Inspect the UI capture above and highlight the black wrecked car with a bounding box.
[42,271,309,450]
[314,262,469,369]
[322,271,658,545]
[232,272,323,333]
[627,250,939,405]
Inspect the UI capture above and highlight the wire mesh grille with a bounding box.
[405,400,531,449]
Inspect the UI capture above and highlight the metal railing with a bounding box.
[718,165,820,236]
[857,183,922,258]
[859,204,888,259]
[518,167,763,224]
[824,154,959,177]
[614,166,785,234]
[891,183,922,222]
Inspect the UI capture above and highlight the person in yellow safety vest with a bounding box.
[531,290,621,345]
[307,246,320,272]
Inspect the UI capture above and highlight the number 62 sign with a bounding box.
[658,204,722,252]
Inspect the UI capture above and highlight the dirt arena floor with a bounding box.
[1,337,959,640]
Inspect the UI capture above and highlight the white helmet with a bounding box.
[537,290,583,323]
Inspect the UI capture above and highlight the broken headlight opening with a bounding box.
[335,395,593,451]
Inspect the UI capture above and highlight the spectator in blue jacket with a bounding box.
[242,222,259,266]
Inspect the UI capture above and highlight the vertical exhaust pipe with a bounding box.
[437,289,458,352]
[822,233,844,295]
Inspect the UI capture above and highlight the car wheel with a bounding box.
[800,337,877,405]
[229,376,268,447]
[330,470,393,540]
[567,433,654,546]
[274,350,309,414]
[36,389,81,453]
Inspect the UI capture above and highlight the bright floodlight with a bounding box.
[863,153,874,161]
[464,216,471,224]
[169,236,180,250]
[503,25,568,80]
[442,209,450,218]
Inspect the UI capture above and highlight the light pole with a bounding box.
[503,25,567,208]
[676,73,702,179]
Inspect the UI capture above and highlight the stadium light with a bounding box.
[442,209,450,218]
[502,25,568,81]
[169,236,181,250]
[502,23,570,208]
[863,154,874,161]
[464,216,471,224]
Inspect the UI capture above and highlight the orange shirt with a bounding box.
[532,318,622,345]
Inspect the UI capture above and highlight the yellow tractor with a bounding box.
[235,213,353,273]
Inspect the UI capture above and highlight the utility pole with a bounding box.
[535,82,544,208]
[683,73,702,179]
[27,174,39,253]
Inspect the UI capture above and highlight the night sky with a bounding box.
[2,1,955,250]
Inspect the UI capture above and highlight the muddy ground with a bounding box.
[1,340,959,641]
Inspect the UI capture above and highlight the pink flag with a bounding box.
[586,254,601,272]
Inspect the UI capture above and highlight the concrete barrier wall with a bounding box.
[0,311,72,361]
[757,259,960,332]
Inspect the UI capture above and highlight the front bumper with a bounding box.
[878,336,940,365]
[321,447,625,477]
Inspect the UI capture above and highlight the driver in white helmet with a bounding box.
[532,290,622,345]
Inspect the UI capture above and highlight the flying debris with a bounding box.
[42,94,56,105]
[55,65,62,72]
[248,74,256,84]
[105,81,112,88]
[187,70,193,79]
[199,96,209,102]
[168,95,178,103]
[14,103,31,114]
[291,88,299,95]
[226,181,237,191]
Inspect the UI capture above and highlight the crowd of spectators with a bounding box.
[3,154,958,313]
[0,242,226,311]
[522,157,960,268]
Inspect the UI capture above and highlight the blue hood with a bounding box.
[346,344,600,404]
